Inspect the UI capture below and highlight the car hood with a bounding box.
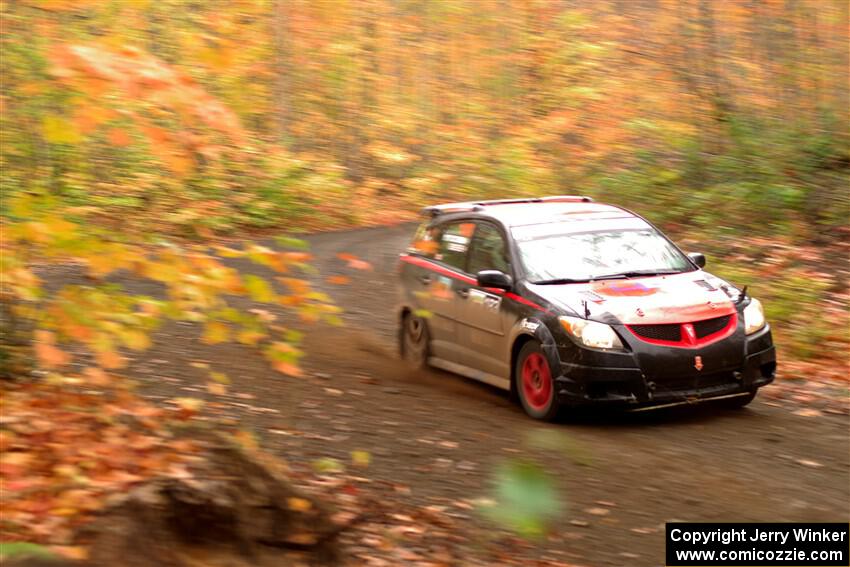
[527,271,739,325]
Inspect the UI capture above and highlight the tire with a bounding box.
[721,389,757,409]
[515,341,560,421]
[400,312,430,369]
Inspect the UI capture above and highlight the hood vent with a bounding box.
[694,280,718,292]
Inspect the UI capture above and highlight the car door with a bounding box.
[412,220,476,363]
[455,222,514,379]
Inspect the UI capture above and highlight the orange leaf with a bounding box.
[413,240,439,255]
[327,275,350,285]
[278,278,310,295]
[96,350,126,369]
[107,128,131,146]
[272,360,303,377]
[347,259,372,270]
[83,366,111,386]
[282,251,312,263]
[35,331,70,369]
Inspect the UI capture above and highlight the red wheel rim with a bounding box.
[521,352,552,410]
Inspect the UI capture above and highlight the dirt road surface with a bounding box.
[53,224,850,566]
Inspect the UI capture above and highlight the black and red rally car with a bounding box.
[397,196,776,420]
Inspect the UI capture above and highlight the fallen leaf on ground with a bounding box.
[793,408,823,417]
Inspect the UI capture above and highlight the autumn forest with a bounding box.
[1,0,848,565]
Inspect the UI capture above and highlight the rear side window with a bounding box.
[436,222,475,271]
[468,223,510,275]
[408,220,440,258]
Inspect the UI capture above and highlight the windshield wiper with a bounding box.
[530,277,589,285]
[531,269,684,285]
[592,269,683,280]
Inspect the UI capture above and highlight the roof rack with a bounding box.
[424,195,593,216]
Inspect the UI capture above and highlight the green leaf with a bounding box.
[275,235,310,250]
[0,542,57,559]
[480,459,563,538]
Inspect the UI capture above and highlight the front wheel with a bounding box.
[400,312,430,369]
[516,341,560,421]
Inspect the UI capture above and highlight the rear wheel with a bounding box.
[401,312,430,369]
[516,341,560,421]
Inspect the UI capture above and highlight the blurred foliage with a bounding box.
[0,194,342,379]
[480,459,563,539]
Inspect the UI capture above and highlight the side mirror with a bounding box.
[688,252,706,268]
[477,270,513,290]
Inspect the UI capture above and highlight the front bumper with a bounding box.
[554,325,777,408]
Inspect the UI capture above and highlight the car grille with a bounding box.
[655,371,737,393]
[693,315,732,338]
[629,323,681,342]
[626,314,736,347]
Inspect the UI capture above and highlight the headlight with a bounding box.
[743,297,766,335]
[559,316,624,350]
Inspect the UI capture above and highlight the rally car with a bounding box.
[397,196,776,420]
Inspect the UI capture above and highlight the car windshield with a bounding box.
[517,227,692,283]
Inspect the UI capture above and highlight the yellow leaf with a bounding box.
[207,382,227,396]
[43,114,82,144]
[121,329,151,351]
[244,275,275,302]
[351,450,371,468]
[202,321,229,344]
[52,546,89,561]
[209,371,230,384]
[237,329,265,345]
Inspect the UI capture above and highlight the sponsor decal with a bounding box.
[595,281,660,297]
[580,290,606,303]
[520,319,540,332]
[470,289,501,310]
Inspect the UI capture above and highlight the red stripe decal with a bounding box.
[400,254,551,314]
